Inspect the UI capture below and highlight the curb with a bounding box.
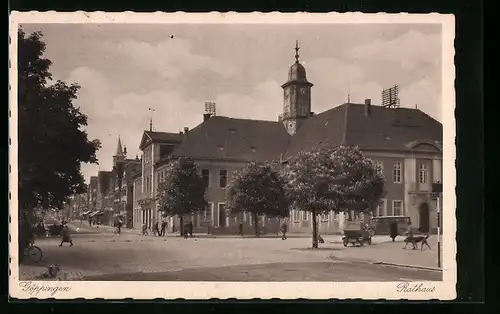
[372,261,442,272]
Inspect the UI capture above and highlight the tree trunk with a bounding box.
[312,208,318,249]
[179,215,184,236]
[253,213,259,237]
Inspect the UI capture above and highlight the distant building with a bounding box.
[88,176,98,211]
[96,170,112,224]
[129,42,443,234]
[132,130,182,229]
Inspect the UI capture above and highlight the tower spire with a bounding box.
[294,40,300,63]
[116,135,123,155]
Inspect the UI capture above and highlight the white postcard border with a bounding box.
[9,11,456,300]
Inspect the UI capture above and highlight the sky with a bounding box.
[20,23,442,183]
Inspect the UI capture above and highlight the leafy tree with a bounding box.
[285,146,385,248]
[226,161,289,236]
[17,29,100,257]
[327,146,386,219]
[156,157,208,234]
[18,29,100,213]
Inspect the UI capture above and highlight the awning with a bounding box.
[81,210,92,216]
[89,210,104,218]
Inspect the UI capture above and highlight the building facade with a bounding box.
[133,130,183,230]
[127,43,443,235]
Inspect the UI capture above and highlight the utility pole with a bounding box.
[433,182,443,268]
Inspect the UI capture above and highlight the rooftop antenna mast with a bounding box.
[347,79,351,103]
[381,84,401,108]
[148,108,156,131]
[205,101,216,117]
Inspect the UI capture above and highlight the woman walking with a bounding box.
[59,221,73,247]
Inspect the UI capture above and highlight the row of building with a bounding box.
[73,44,443,235]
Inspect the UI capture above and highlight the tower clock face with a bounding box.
[300,87,308,95]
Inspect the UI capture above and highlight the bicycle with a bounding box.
[24,240,43,263]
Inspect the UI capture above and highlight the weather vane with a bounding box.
[294,40,300,62]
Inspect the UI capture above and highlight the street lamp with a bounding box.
[432,181,443,268]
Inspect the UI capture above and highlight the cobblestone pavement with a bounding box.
[17,231,443,281]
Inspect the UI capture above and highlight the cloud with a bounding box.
[350,30,441,71]
[215,79,283,121]
[400,79,441,120]
[102,38,238,80]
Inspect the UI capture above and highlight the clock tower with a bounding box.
[281,40,313,135]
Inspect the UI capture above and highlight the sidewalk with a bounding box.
[325,237,443,270]
[68,223,138,235]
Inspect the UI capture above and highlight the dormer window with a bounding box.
[250,146,256,152]
[229,128,236,134]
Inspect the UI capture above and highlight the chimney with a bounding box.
[184,127,189,134]
[364,99,372,116]
[203,113,212,122]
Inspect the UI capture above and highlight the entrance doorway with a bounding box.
[218,203,226,227]
[419,202,430,233]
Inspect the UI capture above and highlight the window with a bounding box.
[419,164,428,184]
[376,199,387,216]
[202,169,210,187]
[375,161,384,175]
[393,162,402,183]
[219,170,228,188]
[293,209,301,221]
[321,213,329,221]
[392,200,403,216]
[303,212,309,221]
[204,203,213,220]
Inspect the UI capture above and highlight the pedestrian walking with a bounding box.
[238,221,244,236]
[188,221,194,237]
[183,221,189,238]
[389,221,398,242]
[152,221,160,236]
[155,221,161,236]
[405,221,414,238]
[59,221,73,247]
[160,220,167,236]
[141,223,149,236]
[281,221,288,240]
[117,217,123,234]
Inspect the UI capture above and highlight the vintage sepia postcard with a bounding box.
[9,12,456,300]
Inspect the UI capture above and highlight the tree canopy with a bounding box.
[226,161,289,236]
[156,157,208,220]
[285,145,385,248]
[18,29,101,213]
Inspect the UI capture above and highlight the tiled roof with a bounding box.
[145,131,183,142]
[139,131,183,150]
[172,116,291,162]
[285,103,442,158]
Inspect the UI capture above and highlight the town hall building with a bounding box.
[123,42,443,235]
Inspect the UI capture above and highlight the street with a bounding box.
[19,224,443,282]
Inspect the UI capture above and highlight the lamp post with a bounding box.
[432,182,443,268]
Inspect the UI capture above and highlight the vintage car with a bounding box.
[44,219,64,236]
